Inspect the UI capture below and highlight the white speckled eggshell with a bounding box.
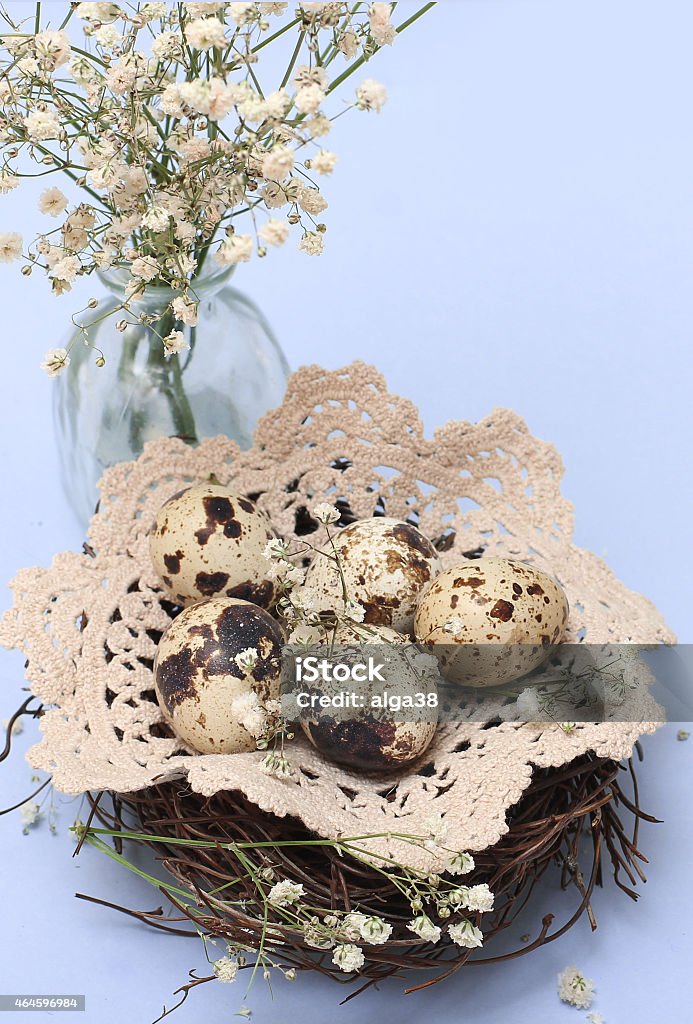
[414,557,569,687]
[153,597,284,754]
[149,483,277,608]
[299,624,439,771]
[302,517,441,635]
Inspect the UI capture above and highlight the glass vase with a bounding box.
[53,265,290,526]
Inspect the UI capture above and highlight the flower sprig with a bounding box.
[0,2,433,374]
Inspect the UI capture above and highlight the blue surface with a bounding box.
[1,1,692,1020]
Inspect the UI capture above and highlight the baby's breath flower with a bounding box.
[443,615,464,636]
[38,187,68,217]
[172,295,198,326]
[264,538,290,560]
[299,230,325,256]
[343,598,366,623]
[0,171,19,194]
[356,78,387,112]
[586,1014,605,1024]
[369,2,395,46]
[358,916,392,945]
[259,219,290,247]
[332,943,365,973]
[557,966,595,1009]
[185,17,229,49]
[456,883,494,913]
[215,234,254,266]
[313,502,340,524]
[234,647,259,673]
[407,915,441,944]
[295,83,326,114]
[2,717,23,736]
[267,879,304,907]
[448,918,483,948]
[20,800,41,831]
[231,691,268,739]
[163,330,189,359]
[261,750,295,779]
[40,347,70,378]
[0,232,22,263]
[311,150,337,175]
[213,956,239,983]
[446,851,475,876]
[262,145,294,182]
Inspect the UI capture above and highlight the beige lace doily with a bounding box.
[0,362,674,870]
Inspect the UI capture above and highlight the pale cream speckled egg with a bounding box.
[414,557,569,687]
[153,597,284,754]
[302,517,442,635]
[296,623,439,771]
[149,482,277,608]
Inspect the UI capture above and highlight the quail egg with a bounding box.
[414,557,569,687]
[149,482,277,608]
[153,597,284,754]
[302,517,441,635]
[292,623,439,771]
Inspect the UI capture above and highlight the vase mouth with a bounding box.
[96,261,236,303]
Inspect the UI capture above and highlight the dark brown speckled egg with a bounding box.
[149,482,277,608]
[153,597,284,754]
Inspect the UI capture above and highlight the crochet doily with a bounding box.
[0,362,673,870]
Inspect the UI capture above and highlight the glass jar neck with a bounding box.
[96,262,235,310]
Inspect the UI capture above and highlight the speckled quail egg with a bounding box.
[291,623,440,771]
[149,482,277,608]
[153,597,284,754]
[302,517,442,635]
[414,557,569,687]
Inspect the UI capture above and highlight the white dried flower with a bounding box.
[267,879,304,907]
[358,916,392,945]
[557,966,595,1009]
[75,2,120,21]
[213,956,239,983]
[443,615,464,636]
[259,219,289,247]
[21,800,41,829]
[231,691,267,739]
[215,234,253,266]
[163,330,189,359]
[446,851,475,876]
[356,78,387,112]
[457,883,494,913]
[261,750,295,779]
[408,915,441,943]
[2,717,23,736]
[229,2,257,23]
[234,647,259,673]
[24,111,61,140]
[262,145,294,181]
[152,30,184,60]
[332,943,365,973]
[184,2,225,15]
[311,150,337,175]
[299,231,325,256]
[0,170,19,194]
[39,187,69,216]
[0,232,22,263]
[131,255,160,281]
[40,347,70,378]
[343,598,365,623]
[369,2,395,46]
[448,918,483,949]
[295,83,325,114]
[305,113,332,138]
[586,1014,605,1024]
[313,502,340,524]
[34,29,72,69]
[143,206,171,232]
[185,17,228,49]
[171,295,198,326]
[264,538,290,560]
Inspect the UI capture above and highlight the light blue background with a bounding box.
[1,1,691,1021]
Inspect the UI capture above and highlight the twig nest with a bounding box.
[296,623,440,771]
[302,518,441,634]
[148,482,277,608]
[153,597,284,754]
[414,558,569,687]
